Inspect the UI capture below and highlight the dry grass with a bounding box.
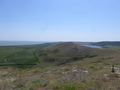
[0,42,120,89]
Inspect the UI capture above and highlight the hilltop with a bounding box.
[0,42,120,89]
[36,42,117,64]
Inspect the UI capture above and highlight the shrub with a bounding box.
[111,64,115,73]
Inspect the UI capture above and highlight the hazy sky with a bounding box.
[0,0,120,42]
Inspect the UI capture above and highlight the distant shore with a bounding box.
[0,41,47,46]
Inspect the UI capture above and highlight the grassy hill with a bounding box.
[0,42,120,90]
[36,42,119,64]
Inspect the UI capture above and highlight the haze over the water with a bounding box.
[0,0,120,42]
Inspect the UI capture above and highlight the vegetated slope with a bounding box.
[0,43,56,69]
[37,42,116,63]
[75,42,94,45]
[0,42,120,90]
[91,41,120,47]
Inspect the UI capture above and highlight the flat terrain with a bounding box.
[0,42,120,90]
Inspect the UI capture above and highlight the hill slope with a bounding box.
[0,42,120,90]
[37,42,116,63]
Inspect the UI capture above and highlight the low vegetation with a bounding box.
[0,42,120,89]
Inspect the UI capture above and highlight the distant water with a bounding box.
[83,45,102,48]
[0,41,47,46]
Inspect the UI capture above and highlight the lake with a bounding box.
[83,45,102,48]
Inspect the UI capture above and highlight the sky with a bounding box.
[0,0,120,42]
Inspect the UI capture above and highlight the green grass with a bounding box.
[0,42,120,89]
[0,43,54,69]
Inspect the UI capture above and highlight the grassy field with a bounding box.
[0,42,120,90]
[0,43,55,69]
